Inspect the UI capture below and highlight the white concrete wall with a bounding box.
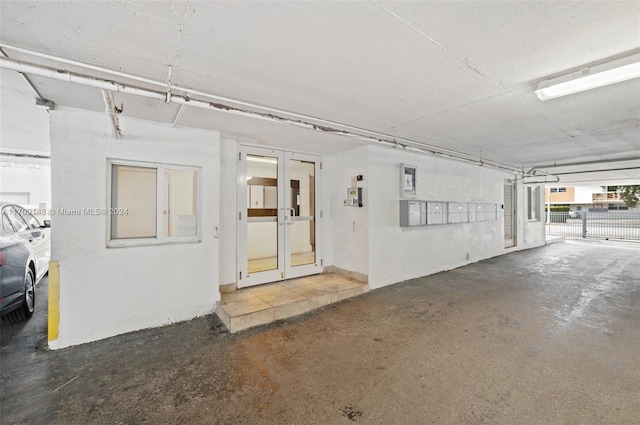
[366,146,506,288]
[340,145,547,290]
[0,163,51,207]
[49,107,220,349]
[325,145,369,276]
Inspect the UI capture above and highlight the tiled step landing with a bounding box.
[215,274,368,333]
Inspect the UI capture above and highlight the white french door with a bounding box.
[238,146,323,288]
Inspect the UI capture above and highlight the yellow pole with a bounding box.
[48,261,60,343]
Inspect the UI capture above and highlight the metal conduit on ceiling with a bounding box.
[0,48,547,177]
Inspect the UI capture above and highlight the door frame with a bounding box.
[504,180,516,248]
[237,145,323,288]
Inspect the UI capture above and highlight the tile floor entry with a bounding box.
[215,273,368,332]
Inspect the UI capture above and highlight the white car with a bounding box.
[0,203,51,322]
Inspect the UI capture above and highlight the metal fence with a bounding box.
[545,211,640,241]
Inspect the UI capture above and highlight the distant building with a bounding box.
[544,186,631,211]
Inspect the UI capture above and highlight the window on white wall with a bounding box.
[109,161,200,246]
[527,186,541,221]
[111,165,157,239]
[163,168,198,238]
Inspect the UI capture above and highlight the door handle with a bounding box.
[286,208,295,225]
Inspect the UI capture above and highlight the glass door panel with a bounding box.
[247,155,279,274]
[287,159,316,268]
[238,147,285,288]
[239,147,322,288]
[284,152,323,279]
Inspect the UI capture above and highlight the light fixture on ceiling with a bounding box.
[535,52,640,101]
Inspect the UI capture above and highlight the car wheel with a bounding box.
[2,268,35,323]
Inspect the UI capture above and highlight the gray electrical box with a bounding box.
[400,200,422,227]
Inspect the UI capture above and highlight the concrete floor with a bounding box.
[1,240,639,424]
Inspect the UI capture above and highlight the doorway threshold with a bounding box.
[215,274,368,333]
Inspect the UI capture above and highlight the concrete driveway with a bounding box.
[1,240,639,424]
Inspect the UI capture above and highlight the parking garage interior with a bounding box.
[1,2,639,424]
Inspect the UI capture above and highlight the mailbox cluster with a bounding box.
[400,200,499,227]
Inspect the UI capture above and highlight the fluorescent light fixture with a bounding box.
[535,53,640,101]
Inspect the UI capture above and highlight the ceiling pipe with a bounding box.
[0,44,446,148]
[544,166,639,176]
[522,176,561,185]
[528,156,640,175]
[0,47,48,106]
[525,166,640,184]
[173,91,190,127]
[0,151,50,159]
[0,54,543,176]
[0,58,166,100]
[101,90,122,139]
[0,45,515,167]
[0,45,530,170]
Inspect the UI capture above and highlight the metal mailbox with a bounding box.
[400,200,422,227]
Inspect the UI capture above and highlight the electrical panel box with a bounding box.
[400,200,422,227]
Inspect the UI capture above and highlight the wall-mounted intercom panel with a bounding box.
[347,187,363,207]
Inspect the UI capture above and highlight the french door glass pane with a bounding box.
[289,159,315,267]
[247,154,279,273]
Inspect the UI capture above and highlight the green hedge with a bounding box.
[544,205,570,212]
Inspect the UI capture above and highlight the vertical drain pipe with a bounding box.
[101,90,122,139]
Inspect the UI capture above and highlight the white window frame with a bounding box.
[527,185,541,221]
[107,159,202,248]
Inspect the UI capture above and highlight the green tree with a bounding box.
[617,185,640,208]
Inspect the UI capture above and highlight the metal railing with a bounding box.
[592,192,622,202]
[545,211,640,241]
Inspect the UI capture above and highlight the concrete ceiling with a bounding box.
[0,1,639,183]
